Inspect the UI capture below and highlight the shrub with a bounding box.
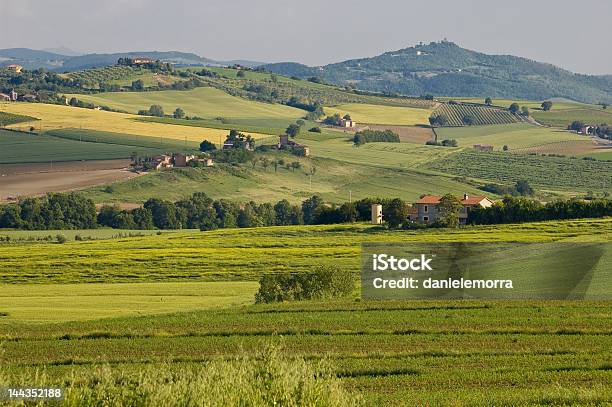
[0,345,360,406]
[56,234,67,244]
[309,126,322,133]
[255,265,354,304]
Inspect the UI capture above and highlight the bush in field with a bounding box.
[255,265,354,304]
[0,345,360,407]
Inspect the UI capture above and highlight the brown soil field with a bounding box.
[0,159,142,201]
[367,125,435,144]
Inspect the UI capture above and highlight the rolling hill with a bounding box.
[262,41,612,104]
[0,48,263,71]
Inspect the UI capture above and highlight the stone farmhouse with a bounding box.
[412,194,494,225]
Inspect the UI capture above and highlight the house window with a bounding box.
[423,216,429,223]
[424,205,428,213]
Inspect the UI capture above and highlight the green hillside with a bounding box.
[432,103,519,126]
[67,87,305,122]
[263,41,612,104]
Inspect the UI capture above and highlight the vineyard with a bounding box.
[424,149,612,193]
[433,103,520,126]
[68,66,136,87]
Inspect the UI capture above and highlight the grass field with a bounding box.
[425,149,612,194]
[67,87,305,122]
[0,219,610,405]
[0,111,38,126]
[82,148,487,205]
[0,281,257,322]
[0,129,163,164]
[324,103,432,126]
[435,123,592,152]
[0,102,267,144]
[1,219,609,284]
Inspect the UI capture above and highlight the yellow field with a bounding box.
[325,103,432,126]
[1,102,268,142]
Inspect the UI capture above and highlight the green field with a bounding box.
[45,128,200,151]
[0,129,163,164]
[1,219,611,405]
[68,87,305,122]
[82,149,487,205]
[0,281,256,322]
[425,149,612,194]
[2,219,609,284]
[324,103,432,126]
[435,123,589,152]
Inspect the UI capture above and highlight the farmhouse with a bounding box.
[196,157,214,167]
[579,125,594,135]
[278,135,310,156]
[6,64,23,73]
[413,194,494,225]
[339,118,357,128]
[0,90,18,102]
[173,153,196,167]
[473,144,494,152]
[151,154,173,170]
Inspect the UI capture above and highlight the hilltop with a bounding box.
[263,41,612,104]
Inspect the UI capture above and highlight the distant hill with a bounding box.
[0,48,264,72]
[262,41,612,104]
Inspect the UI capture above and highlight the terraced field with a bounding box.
[433,103,520,126]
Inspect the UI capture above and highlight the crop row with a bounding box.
[434,104,519,126]
[68,66,135,84]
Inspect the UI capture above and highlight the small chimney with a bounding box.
[463,193,468,200]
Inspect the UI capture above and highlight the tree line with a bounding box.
[1,192,610,231]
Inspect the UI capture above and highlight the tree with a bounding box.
[509,103,520,115]
[353,133,366,146]
[199,140,216,152]
[602,103,608,110]
[385,198,409,229]
[69,97,79,107]
[541,101,553,111]
[503,145,509,151]
[484,97,492,106]
[286,123,301,138]
[521,106,530,117]
[569,120,585,132]
[302,195,324,224]
[343,114,351,120]
[429,114,448,127]
[236,70,246,78]
[131,79,144,91]
[515,179,534,196]
[436,194,462,228]
[148,105,164,117]
[274,199,293,226]
[173,107,185,119]
[462,115,475,125]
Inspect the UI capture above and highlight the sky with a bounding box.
[0,0,610,75]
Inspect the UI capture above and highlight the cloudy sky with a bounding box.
[1,0,610,74]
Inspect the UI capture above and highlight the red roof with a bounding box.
[415,195,441,204]
[461,196,491,205]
